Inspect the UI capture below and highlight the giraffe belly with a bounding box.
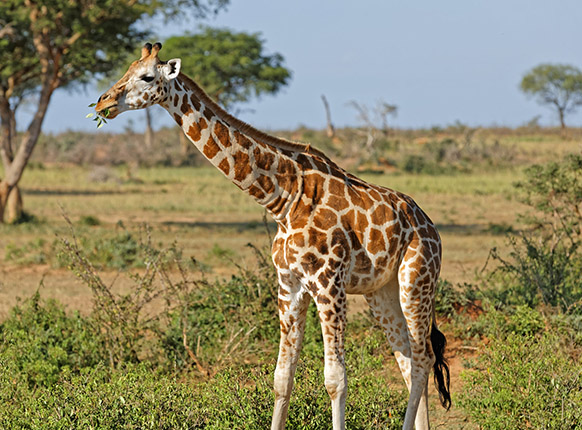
[345,259,398,295]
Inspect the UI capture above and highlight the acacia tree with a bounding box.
[0,0,228,223]
[162,27,291,108]
[520,64,582,130]
[144,27,291,153]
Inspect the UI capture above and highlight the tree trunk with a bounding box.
[145,107,154,148]
[0,180,10,223]
[559,108,566,130]
[5,185,23,224]
[0,79,54,223]
[321,94,335,138]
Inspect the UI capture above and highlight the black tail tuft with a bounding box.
[430,322,451,410]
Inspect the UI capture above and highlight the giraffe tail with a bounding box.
[430,321,451,410]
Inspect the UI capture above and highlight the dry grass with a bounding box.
[1,129,580,320]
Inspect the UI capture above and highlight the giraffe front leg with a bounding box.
[271,278,311,430]
[316,292,347,430]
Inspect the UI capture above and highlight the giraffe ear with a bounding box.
[162,59,181,80]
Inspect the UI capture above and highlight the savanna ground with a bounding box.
[1,125,581,428]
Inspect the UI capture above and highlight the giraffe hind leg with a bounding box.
[365,278,413,390]
[398,245,440,430]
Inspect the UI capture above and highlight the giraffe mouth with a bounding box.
[98,105,119,119]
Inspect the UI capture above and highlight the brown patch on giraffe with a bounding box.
[368,188,382,201]
[256,174,275,194]
[313,207,338,230]
[234,131,253,149]
[272,237,286,268]
[294,153,312,169]
[317,295,331,305]
[370,205,388,226]
[321,309,334,322]
[187,122,202,142]
[254,147,276,171]
[286,246,299,265]
[290,199,312,230]
[232,151,252,182]
[306,281,318,296]
[181,93,193,115]
[331,228,349,260]
[367,228,386,255]
[248,185,266,200]
[202,106,214,122]
[214,121,230,148]
[376,255,389,269]
[348,230,363,251]
[278,298,290,313]
[190,94,201,111]
[302,173,325,203]
[267,196,286,214]
[173,93,179,107]
[290,232,305,248]
[275,158,298,197]
[346,185,361,206]
[328,177,345,196]
[173,113,183,127]
[311,156,330,174]
[307,228,328,254]
[202,136,220,159]
[217,158,230,175]
[385,219,402,240]
[301,252,325,275]
[360,193,375,210]
[327,195,350,212]
[355,211,369,233]
[340,209,355,228]
[354,251,373,274]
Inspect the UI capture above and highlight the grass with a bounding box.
[0,163,532,317]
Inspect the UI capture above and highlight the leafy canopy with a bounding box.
[161,27,292,108]
[520,64,582,125]
[0,0,150,99]
[0,1,230,100]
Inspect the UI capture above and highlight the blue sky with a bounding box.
[22,0,582,133]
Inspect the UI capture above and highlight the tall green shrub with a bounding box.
[491,154,582,313]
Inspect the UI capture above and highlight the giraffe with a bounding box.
[95,42,451,430]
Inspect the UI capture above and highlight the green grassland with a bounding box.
[1,127,581,428]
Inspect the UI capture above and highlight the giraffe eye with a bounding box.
[141,75,155,83]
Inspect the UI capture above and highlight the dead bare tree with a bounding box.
[321,94,335,138]
[348,99,398,160]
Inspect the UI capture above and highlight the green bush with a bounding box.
[0,293,105,388]
[460,333,582,429]
[0,357,406,430]
[434,279,479,317]
[0,364,200,429]
[488,154,582,313]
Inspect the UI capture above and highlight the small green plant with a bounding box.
[5,238,53,265]
[86,103,110,128]
[79,215,101,226]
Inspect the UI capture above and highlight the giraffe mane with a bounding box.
[176,72,333,161]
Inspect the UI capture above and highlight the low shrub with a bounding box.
[460,332,582,429]
[0,293,105,388]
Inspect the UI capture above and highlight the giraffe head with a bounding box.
[95,42,181,119]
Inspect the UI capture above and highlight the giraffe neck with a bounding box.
[161,73,303,220]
